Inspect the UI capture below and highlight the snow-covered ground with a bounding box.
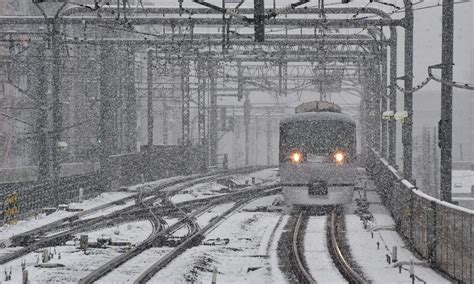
[0,220,153,282]
[346,183,450,283]
[195,203,235,228]
[97,217,180,282]
[148,196,285,283]
[170,168,279,204]
[126,174,199,192]
[98,247,172,283]
[244,194,282,210]
[171,169,279,204]
[170,181,229,204]
[0,191,133,241]
[231,168,279,185]
[84,220,152,244]
[0,170,284,282]
[304,216,346,283]
[81,199,136,220]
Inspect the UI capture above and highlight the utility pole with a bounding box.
[403,1,414,180]
[36,43,49,181]
[440,0,454,202]
[181,60,190,145]
[433,127,440,198]
[197,58,207,170]
[254,0,265,42]
[266,111,271,166]
[125,47,137,152]
[373,62,381,153]
[389,33,397,165]
[254,119,259,165]
[33,0,67,191]
[381,46,388,159]
[161,85,168,145]
[209,62,218,167]
[99,44,114,190]
[50,8,66,206]
[244,92,250,165]
[147,49,154,148]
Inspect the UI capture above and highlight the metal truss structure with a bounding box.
[0,1,417,181]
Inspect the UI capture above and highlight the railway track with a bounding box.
[287,208,367,284]
[0,167,274,266]
[7,165,269,247]
[80,184,281,283]
[133,190,281,283]
[289,212,317,283]
[78,204,211,284]
[328,209,367,284]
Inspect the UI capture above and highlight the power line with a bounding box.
[389,76,432,94]
[428,64,474,91]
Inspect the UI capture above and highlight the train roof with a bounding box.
[280,112,356,125]
[295,101,342,114]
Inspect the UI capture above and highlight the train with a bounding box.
[279,101,358,207]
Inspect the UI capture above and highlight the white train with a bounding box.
[279,101,357,207]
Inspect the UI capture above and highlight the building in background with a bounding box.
[0,0,33,15]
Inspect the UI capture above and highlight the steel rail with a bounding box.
[328,209,367,284]
[7,173,211,247]
[1,166,269,264]
[78,176,278,283]
[291,212,317,284]
[132,186,280,283]
[77,207,206,284]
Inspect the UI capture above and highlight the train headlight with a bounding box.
[290,151,303,164]
[333,151,346,165]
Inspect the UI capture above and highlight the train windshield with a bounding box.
[280,120,356,157]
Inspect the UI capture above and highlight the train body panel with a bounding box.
[282,186,353,205]
[279,102,357,207]
[280,162,356,206]
[279,162,357,185]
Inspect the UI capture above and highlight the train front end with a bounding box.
[279,108,357,207]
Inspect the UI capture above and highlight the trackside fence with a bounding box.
[366,148,473,283]
[0,174,103,224]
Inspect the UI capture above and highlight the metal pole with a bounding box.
[403,1,414,180]
[254,0,265,42]
[36,44,50,181]
[381,46,388,159]
[197,59,207,169]
[99,44,113,190]
[254,119,259,165]
[222,0,226,52]
[209,62,218,167]
[51,19,62,205]
[126,47,137,152]
[389,33,397,165]
[266,111,271,166]
[162,85,168,145]
[181,60,190,145]
[244,92,250,165]
[440,0,454,202]
[373,61,381,152]
[147,49,154,147]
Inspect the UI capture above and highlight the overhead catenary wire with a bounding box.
[388,76,432,94]
[428,64,474,91]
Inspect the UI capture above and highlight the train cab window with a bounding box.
[279,119,356,162]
